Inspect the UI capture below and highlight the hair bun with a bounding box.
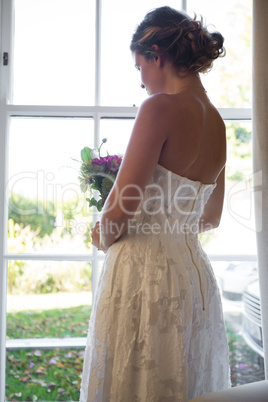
[130,6,225,74]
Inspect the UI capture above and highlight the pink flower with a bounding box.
[92,155,122,173]
[92,157,107,165]
[107,155,122,172]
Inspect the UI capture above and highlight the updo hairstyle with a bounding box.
[130,6,225,74]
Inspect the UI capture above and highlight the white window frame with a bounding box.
[0,0,254,399]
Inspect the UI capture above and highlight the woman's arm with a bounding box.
[98,95,168,252]
[198,167,225,233]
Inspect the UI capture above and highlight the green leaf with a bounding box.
[97,199,103,212]
[91,185,101,191]
[81,147,92,162]
[88,197,98,207]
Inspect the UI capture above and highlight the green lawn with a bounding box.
[6,305,91,401]
[6,305,91,339]
[6,348,84,401]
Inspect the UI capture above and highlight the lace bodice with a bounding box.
[130,163,216,231]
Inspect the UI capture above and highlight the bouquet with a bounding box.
[79,138,122,212]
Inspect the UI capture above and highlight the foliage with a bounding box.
[8,192,91,237]
[8,193,56,238]
[214,0,252,108]
[226,123,252,181]
[7,218,92,295]
[234,126,251,144]
[7,193,93,295]
[9,259,91,295]
[59,197,90,237]
[7,220,28,293]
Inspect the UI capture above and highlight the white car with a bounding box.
[218,261,258,302]
[242,279,263,357]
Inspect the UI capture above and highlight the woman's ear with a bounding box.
[151,44,164,67]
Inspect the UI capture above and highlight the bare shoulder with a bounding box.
[140,92,193,110]
[137,93,193,131]
[137,93,174,115]
[136,92,224,139]
[134,94,177,139]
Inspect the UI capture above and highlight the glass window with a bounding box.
[201,121,257,256]
[212,259,264,386]
[6,259,91,400]
[8,117,94,254]
[100,0,181,106]
[1,0,260,398]
[6,260,92,310]
[100,118,134,155]
[12,0,95,105]
[187,0,252,108]
[199,119,263,387]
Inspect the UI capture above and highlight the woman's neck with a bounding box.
[164,71,204,95]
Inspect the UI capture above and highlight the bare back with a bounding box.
[158,90,226,185]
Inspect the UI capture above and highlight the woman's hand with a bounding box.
[90,221,102,251]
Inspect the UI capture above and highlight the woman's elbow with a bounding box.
[199,215,222,233]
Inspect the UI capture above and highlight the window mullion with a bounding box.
[91,111,101,303]
[181,0,187,12]
[4,104,139,118]
[4,104,251,121]
[0,113,8,402]
[4,253,105,261]
[95,0,101,106]
[219,108,252,121]
[0,0,15,399]
[0,0,15,104]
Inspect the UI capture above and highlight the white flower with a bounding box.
[90,148,99,159]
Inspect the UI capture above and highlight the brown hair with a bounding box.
[130,6,225,74]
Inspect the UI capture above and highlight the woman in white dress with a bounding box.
[80,6,230,401]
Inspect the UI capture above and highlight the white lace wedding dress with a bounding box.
[80,163,230,402]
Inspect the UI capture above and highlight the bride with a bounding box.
[80,6,230,401]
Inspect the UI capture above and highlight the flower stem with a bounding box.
[98,138,107,158]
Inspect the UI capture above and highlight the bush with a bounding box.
[7,217,92,295]
[9,260,92,295]
[8,193,56,237]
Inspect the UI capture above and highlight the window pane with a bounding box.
[13,0,95,105]
[6,259,91,400]
[201,121,256,256]
[213,260,264,386]
[100,0,182,107]
[100,118,134,155]
[187,0,252,108]
[7,260,92,316]
[8,117,94,254]
[200,120,263,386]
[6,347,84,400]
